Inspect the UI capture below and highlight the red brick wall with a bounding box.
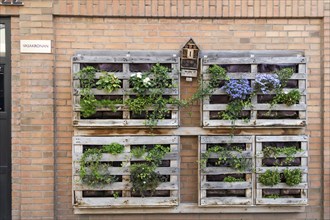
[54,17,322,219]
[0,0,329,219]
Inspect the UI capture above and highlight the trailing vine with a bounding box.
[201,145,251,172]
[262,145,301,165]
[79,142,125,186]
[130,144,170,197]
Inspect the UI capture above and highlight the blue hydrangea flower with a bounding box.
[222,79,252,100]
[255,74,281,94]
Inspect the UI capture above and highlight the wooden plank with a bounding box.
[73,181,178,191]
[74,203,306,214]
[76,197,179,207]
[256,135,308,142]
[256,183,308,189]
[256,167,308,173]
[256,198,307,205]
[73,136,179,145]
[201,182,252,190]
[200,136,253,144]
[201,197,252,206]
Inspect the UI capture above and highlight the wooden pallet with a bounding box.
[72,51,180,128]
[201,53,307,128]
[199,135,254,206]
[73,136,180,208]
[255,135,308,205]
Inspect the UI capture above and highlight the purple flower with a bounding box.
[255,74,281,94]
[222,79,252,100]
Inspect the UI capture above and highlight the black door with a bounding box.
[0,17,11,220]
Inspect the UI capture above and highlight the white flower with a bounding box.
[136,72,142,78]
[143,181,146,184]
[143,77,151,85]
[131,73,136,77]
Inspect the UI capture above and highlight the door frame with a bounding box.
[0,17,11,220]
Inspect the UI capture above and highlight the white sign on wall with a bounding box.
[20,40,51,53]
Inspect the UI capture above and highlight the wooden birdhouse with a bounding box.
[181,38,199,78]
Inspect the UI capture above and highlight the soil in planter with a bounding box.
[83,190,123,198]
[81,63,123,72]
[206,189,246,197]
[257,110,299,119]
[257,64,298,73]
[210,95,230,104]
[220,64,251,73]
[131,190,170,197]
[262,142,301,149]
[262,158,301,166]
[129,63,172,72]
[206,174,246,182]
[262,189,302,198]
[210,111,251,120]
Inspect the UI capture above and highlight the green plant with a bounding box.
[262,146,301,165]
[130,163,163,197]
[96,72,121,93]
[272,89,301,106]
[130,144,169,197]
[79,148,117,186]
[201,145,251,172]
[264,194,280,199]
[276,68,294,88]
[102,142,125,155]
[131,146,147,158]
[284,168,302,186]
[259,169,281,186]
[223,176,245,182]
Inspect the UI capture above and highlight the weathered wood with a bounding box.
[75,197,179,208]
[73,135,180,208]
[73,203,306,214]
[72,51,180,128]
[201,55,307,128]
[255,135,308,205]
[199,135,254,206]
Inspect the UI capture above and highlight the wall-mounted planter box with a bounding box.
[201,52,307,128]
[255,135,308,205]
[72,51,180,128]
[73,136,180,208]
[199,135,254,206]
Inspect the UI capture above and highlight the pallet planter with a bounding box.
[255,135,308,205]
[73,136,180,208]
[199,136,254,206]
[201,52,307,128]
[72,51,180,128]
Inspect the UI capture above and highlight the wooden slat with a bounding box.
[201,181,251,190]
[201,197,252,206]
[73,135,180,208]
[76,197,179,208]
[256,198,308,205]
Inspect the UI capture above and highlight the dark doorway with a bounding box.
[0,17,11,220]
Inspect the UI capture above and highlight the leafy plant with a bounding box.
[130,163,163,197]
[130,144,169,197]
[131,146,147,158]
[96,72,121,93]
[264,194,280,199]
[223,176,245,182]
[284,168,302,186]
[201,145,251,172]
[262,146,301,165]
[208,64,229,88]
[79,148,117,186]
[276,67,294,88]
[259,169,281,186]
[272,89,301,106]
[102,143,125,155]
